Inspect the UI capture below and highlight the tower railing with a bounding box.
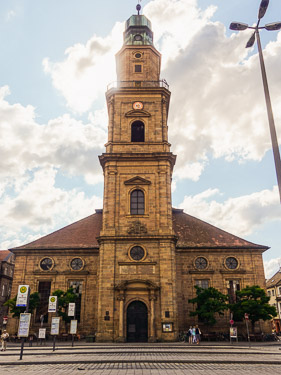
[107,79,169,91]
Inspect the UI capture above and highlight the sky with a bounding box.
[0,0,280,279]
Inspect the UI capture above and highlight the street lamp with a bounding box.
[230,0,281,203]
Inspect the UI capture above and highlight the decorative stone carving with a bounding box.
[127,221,147,235]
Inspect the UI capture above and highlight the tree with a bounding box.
[52,288,78,331]
[4,292,40,318]
[230,285,277,332]
[189,286,229,326]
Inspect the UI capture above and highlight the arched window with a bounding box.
[131,121,144,142]
[130,189,144,215]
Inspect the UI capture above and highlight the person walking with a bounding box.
[195,325,201,344]
[1,330,9,351]
[192,326,196,344]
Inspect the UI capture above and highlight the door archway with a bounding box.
[126,300,148,342]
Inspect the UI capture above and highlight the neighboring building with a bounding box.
[266,268,281,333]
[8,11,270,341]
[0,250,15,327]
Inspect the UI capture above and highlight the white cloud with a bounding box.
[264,257,281,279]
[179,187,281,237]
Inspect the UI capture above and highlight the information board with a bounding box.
[70,320,78,334]
[38,328,46,339]
[230,327,238,338]
[48,296,58,313]
[68,303,75,317]
[18,313,31,337]
[51,317,60,335]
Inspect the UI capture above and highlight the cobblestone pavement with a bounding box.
[0,343,280,375]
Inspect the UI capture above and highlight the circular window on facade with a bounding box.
[40,257,54,271]
[225,257,239,270]
[130,246,145,261]
[70,258,84,271]
[134,52,142,58]
[194,257,208,270]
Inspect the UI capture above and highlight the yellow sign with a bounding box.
[20,286,27,293]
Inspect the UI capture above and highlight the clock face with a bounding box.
[195,257,208,270]
[225,257,238,270]
[71,258,83,271]
[130,246,145,261]
[133,101,143,110]
[134,34,143,41]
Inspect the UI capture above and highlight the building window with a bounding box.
[40,257,54,271]
[130,189,145,215]
[194,257,208,270]
[227,280,240,303]
[272,289,275,296]
[70,258,84,271]
[279,287,281,295]
[135,64,142,73]
[134,52,142,58]
[130,246,145,261]
[36,281,51,323]
[195,280,209,289]
[131,120,144,142]
[268,290,271,296]
[225,257,238,270]
[69,281,82,323]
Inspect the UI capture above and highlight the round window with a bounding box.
[195,257,208,270]
[40,257,53,271]
[225,257,238,270]
[135,52,142,58]
[70,258,83,271]
[130,246,145,261]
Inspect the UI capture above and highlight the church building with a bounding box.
[9,10,269,342]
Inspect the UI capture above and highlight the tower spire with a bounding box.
[136,0,141,15]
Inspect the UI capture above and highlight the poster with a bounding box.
[48,296,57,313]
[39,328,46,339]
[18,313,31,337]
[70,320,78,334]
[16,285,29,307]
[68,303,75,317]
[51,317,60,335]
[230,327,238,338]
[162,323,173,332]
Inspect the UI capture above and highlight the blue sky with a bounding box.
[0,0,280,278]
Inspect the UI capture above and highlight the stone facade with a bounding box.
[8,13,270,341]
[266,269,281,333]
[0,251,15,329]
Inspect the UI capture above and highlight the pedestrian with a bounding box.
[195,325,201,344]
[192,326,196,344]
[1,330,9,351]
[188,326,193,344]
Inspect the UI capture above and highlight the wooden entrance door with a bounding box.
[126,301,148,342]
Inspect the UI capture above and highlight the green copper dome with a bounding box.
[124,15,153,46]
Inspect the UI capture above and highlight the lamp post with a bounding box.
[230,0,281,203]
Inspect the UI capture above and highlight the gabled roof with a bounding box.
[11,211,102,251]
[266,269,281,288]
[0,250,13,262]
[172,208,268,250]
[10,208,267,252]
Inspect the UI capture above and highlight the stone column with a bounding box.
[117,293,125,342]
[149,293,156,342]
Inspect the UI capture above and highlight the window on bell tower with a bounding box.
[130,189,145,215]
[131,121,144,142]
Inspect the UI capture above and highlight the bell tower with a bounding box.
[97,8,178,342]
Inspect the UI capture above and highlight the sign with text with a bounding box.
[230,327,238,338]
[38,328,46,339]
[48,296,58,313]
[51,317,60,335]
[18,313,31,337]
[70,320,78,334]
[68,303,76,317]
[16,285,29,307]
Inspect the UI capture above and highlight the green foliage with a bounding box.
[230,285,277,330]
[189,286,229,325]
[4,292,40,318]
[53,288,78,325]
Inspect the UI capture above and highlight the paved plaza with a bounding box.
[0,342,280,374]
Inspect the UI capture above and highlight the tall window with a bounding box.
[36,281,51,323]
[130,189,144,215]
[227,280,240,304]
[131,121,144,142]
[69,281,83,323]
[195,280,209,289]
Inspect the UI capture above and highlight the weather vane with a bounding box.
[136,0,142,15]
